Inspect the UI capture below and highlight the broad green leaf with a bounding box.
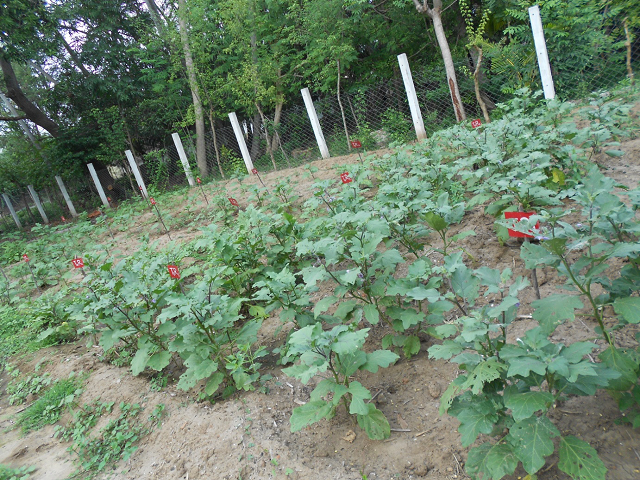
[290,401,334,432]
[613,297,640,324]
[429,340,464,360]
[424,212,447,231]
[457,407,500,447]
[604,149,625,157]
[521,242,559,269]
[558,435,607,480]
[356,404,390,440]
[439,375,467,415]
[314,296,337,318]
[204,372,225,396]
[310,379,348,404]
[599,346,639,391]
[543,238,568,256]
[532,295,584,334]
[504,389,553,423]
[463,357,506,395]
[332,329,368,355]
[236,320,261,345]
[337,350,367,376]
[403,335,421,358]
[508,416,559,474]
[363,304,380,324]
[177,355,217,391]
[334,300,358,320]
[466,442,518,480]
[404,286,440,301]
[282,363,327,385]
[130,345,152,376]
[507,357,547,378]
[348,381,372,415]
[562,342,598,364]
[450,267,480,303]
[362,350,399,373]
[146,351,172,372]
[340,268,360,285]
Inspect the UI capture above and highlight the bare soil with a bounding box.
[1,139,640,480]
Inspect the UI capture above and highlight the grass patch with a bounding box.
[55,401,165,478]
[15,373,84,434]
[0,464,35,480]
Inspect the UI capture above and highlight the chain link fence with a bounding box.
[2,10,639,233]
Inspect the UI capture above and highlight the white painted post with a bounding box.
[87,163,111,208]
[55,176,78,217]
[27,185,49,224]
[228,112,255,174]
[301,88,330,159]
[171,133,196,186]
[397,53,427,141]
[2,194,21,229]
[529,5,556,100]
[125,150,149,198]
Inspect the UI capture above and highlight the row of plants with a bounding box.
[1,89,639,480]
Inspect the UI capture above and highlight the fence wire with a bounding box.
[2,13,639,233]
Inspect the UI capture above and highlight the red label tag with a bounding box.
[504,212,539,238]
[340,172,353,184]
[251,168,258,175]
[350,140,362,149]
[228,197,239,207]
[167,265,180,279]
[150,197,156,205]
[471,119,482,128]
[22,254,29,262]
[61,216,66,222]
[139,186,143,190]
[107,197,112,202]
[72,258,84,269]
[196,177,201,184]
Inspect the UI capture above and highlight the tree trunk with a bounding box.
[0,54,60,137]
[255,103,277,171]
[336,60,351,151]
[412,0,466,122]
[207,109,225,179]
[177,0,208,177]
[471,46,490,123]
[624,18,635,85]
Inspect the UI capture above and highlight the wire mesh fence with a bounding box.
[2,9,639,233]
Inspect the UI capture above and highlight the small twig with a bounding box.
[367,389,383,403]
[389,428,411,432]
[453,453,463,475]
[625,430,640,462]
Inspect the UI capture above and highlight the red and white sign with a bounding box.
[350,140,362,149]
[150,197,156,205]
[72,258,85,269]
[228,197,239,207]
[340,172,353,184]
[251,168,258,175]
[167,265,180,279]
[471,119,482,129]
[22,254,30,262]
[504,211,539,238]
[196,177,201,184]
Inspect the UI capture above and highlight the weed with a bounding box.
[0,464,35,480]
[55,401,165,478]
[15,373,84,434]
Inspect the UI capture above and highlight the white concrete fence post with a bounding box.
[55,176,78,217]
[397,53,427,141]
[87,163,111,208]
[2,193,22,229]
[228,112,255,174]
[529,5,556,100]
[172,133,196,186]
[27,185,49,224]
[125,150,149,198]
[301,88,330,159]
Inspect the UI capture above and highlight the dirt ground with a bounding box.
[1,136,640,480]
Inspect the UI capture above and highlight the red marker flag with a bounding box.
[61,216,67,222]
[350,140,362,149]
[340,172,353,184]
[197,177,201,184]
[150,197,156,205]
[22,254,30,262]
[504,211,539,238]
[167,265,180,279]
[251,168,258,175]
[228,197,239,207]
[72,258,85,269]
[471,119,482,129]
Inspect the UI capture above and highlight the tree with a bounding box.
[411,0,467,122]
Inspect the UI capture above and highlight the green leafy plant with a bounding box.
[0,464,36,480]
[283,323,398,439]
